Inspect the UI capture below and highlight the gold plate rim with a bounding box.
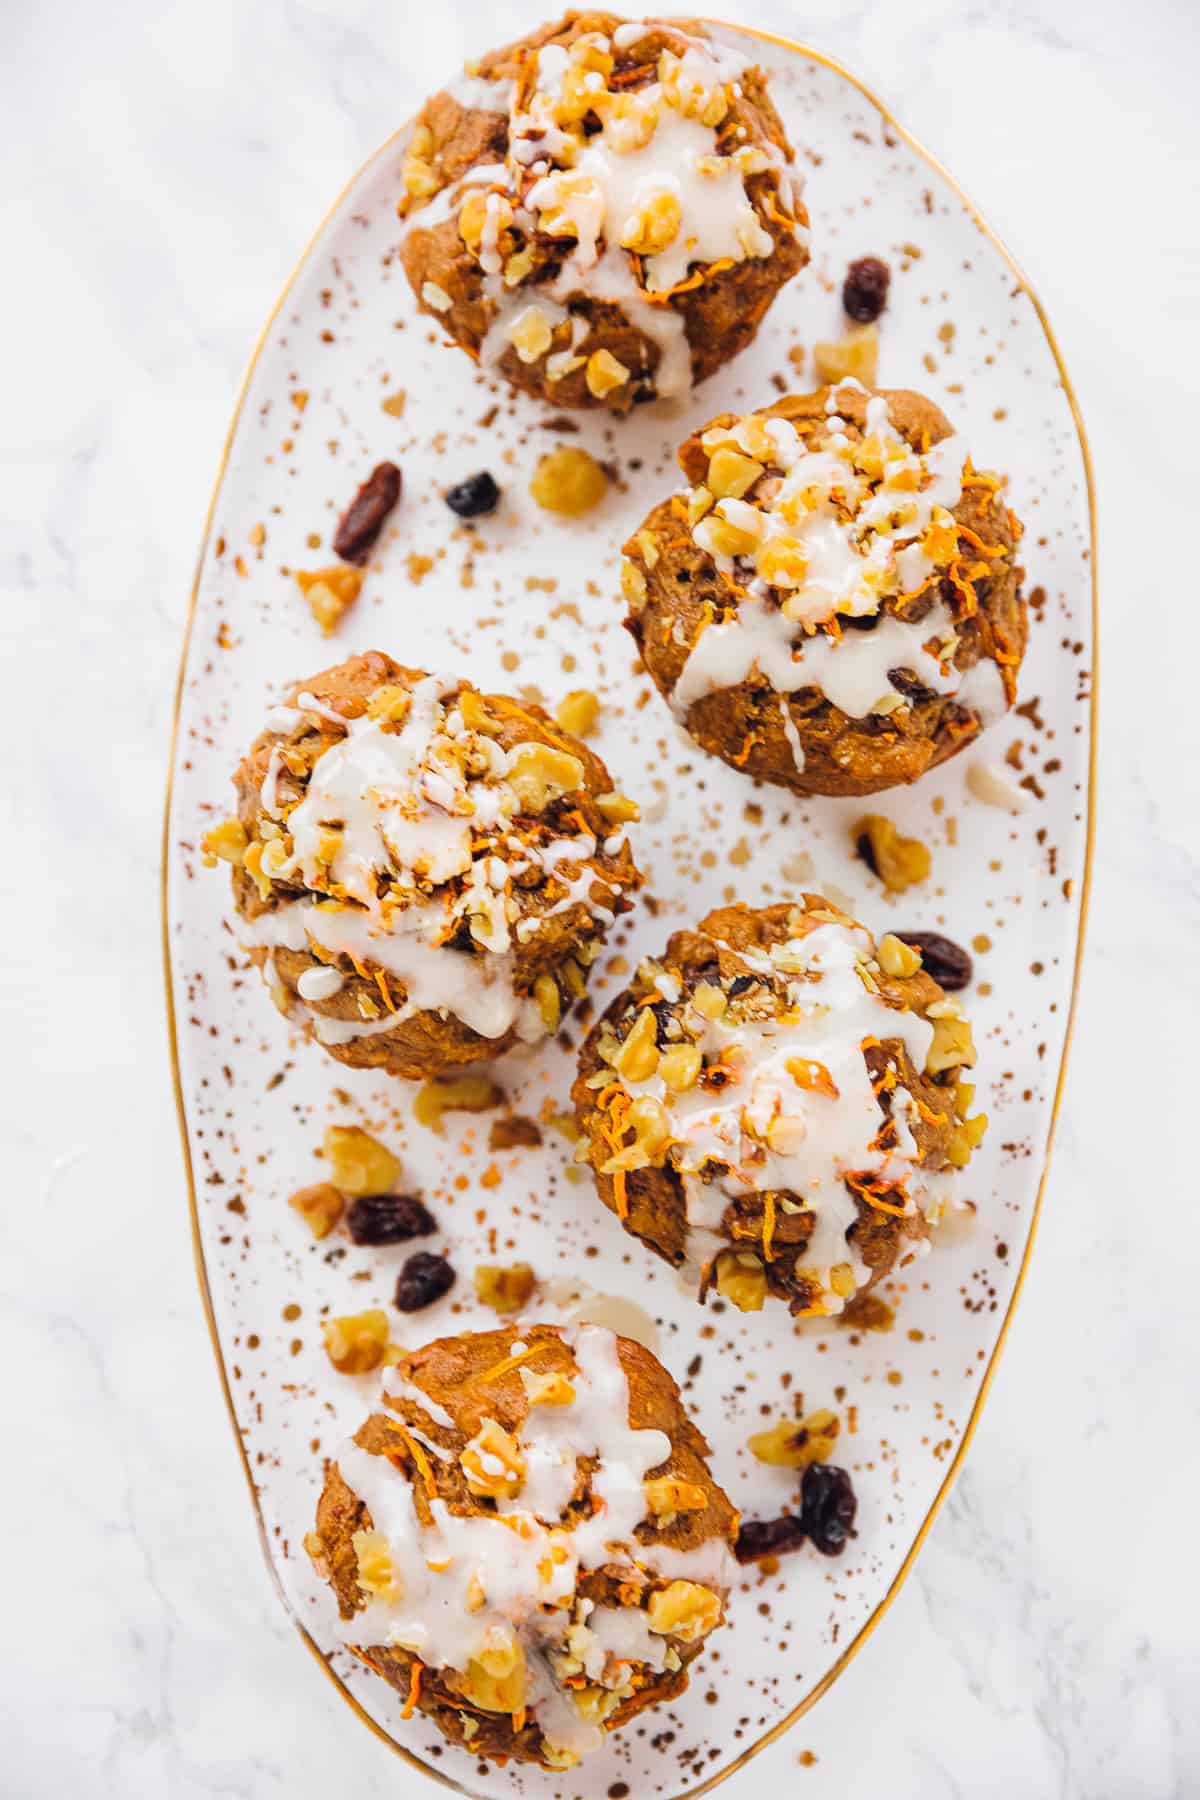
[160,22,1098,1798]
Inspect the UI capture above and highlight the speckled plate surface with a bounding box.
[164,22,1094,1799]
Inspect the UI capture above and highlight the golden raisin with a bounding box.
[530,446,608,517]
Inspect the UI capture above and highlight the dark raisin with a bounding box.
[887,667,939,705]
[800,1463,857,1556]
[841,612,879,631]
[842,256,890,323]
[727,974,758,999]
[333,462,402,563]
[445,471,501,519]
[345,1193,436,1247]
[394,1251,456,1311]
[734,1514,807,1564]
[893,930,973,991]
[855,832,879,877]
[650,1000,676,1040]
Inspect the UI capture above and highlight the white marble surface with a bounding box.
[3,0,1197,1794]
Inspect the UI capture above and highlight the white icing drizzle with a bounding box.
[672,390,1012,729]
[611,921,952,1312]
[334,1327,733,1761]
[296,964,344,1002]
[447,71,516,114]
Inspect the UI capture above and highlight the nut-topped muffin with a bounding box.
[307,1324,737,1768]
[572,899,987,1317]
[400,13,808,410]
[203,653,641,1077]
[622,383,1027,793]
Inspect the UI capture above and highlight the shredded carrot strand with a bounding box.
[392,1424,435,1495]
[480,1340,557,1383]
[761,1191,776,1262]
[401,1659,422,1719]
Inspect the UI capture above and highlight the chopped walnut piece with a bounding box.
[473,1263,536,1313]
[401,125,440,208]
[530,446,608,517]
[620,557,648,610]
[620,189,682,255]
[365,683,411,725]
[614,1006,659,1082]
[508,743,585,812]
[201,817,248,868]
[812,324,879,387]
[288,1181,344,1240]
[294,565,364,636]
[463,1633,526,1712]
[351,1528,402,1602]
[926,1002,977,1074]
[748,1409,839,1469]
[322,1309,390,1374]
[555,688,600,738]
[519,1365,576,1407]
[876,932,923,978]
[596,790,639,825]
[644,1475,708,1519]
[854,814,931,892]
[646,1579,721,1641]
[509,303,555,364]
[460,1417,525,1499]
[585,349,630,399]
[713,1248,766,1312]
[706,447,764,501]
[533,973,562,1031]
[658,1043,702,1092]
[322,1125,401,1197]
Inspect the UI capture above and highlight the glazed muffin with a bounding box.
[307,1323,737,1769]
[571,898,987,1317]
[622,384,1027,794]
[399,12,808,410]
[203,653,641,1077]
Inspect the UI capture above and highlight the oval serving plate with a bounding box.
[164,22,1094,1800]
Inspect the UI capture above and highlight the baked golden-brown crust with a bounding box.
[216,652,641,1078]
[399,13,808,410]
[572,898,987,1315]
[623,386,1028,795]
[308,1324,738,1767]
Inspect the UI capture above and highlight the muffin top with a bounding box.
[575,900,983,1315]
[320,1324,736,1767]
[643,382,1021,736]
[221,654,639,1047]
[403,13,807,400]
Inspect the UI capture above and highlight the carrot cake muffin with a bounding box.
[204,653,641,1077]
[307,1323,737,1767]
[622,383,1027,793]
[572,898,987,1316]
[399,12,808,409]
